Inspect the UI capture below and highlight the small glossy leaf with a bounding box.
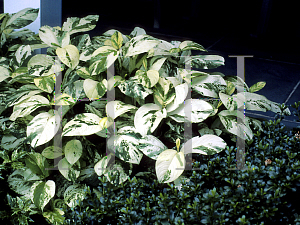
[42,146,63,159]
[58,158,80,182]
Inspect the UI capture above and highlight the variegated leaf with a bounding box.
[5,8,39,30]
[124,35,160,57]
[31,180,55,211]
[153,77,176,108]
[134,103,167,136]
[64,184,86,208]
[168,99,214,123]
[0,65,11,82]
[4,84,43,107]
[192,74,227,98]
[64,139,82,165]
[106,100,137,120]
[107,134,143,164]
[130,27,146,37]
[7,169,41,197]
[131,70,158,88]
[62,113,104,136]
[58,158,80,182]
[149,57,167,71]
[180,135,226,155]
[26,111,60,148]
[118,79,153,100]
[25,153,50,178]
[56,45,79,70]
[186,55,225,69]
[218,110,253,141]
[111,31,123,50]
[62,15,99,35]
[39,25,60,48]
[34,74,55,93]
[9,95,49,121]
[103,160,132,186]
[13,45,31,69]
[83,79,107,99]
[28,54,61,76]
[138,135,168,160]
[155,149,185,183]
[166,82,188,113]
[249,81,266,93]
[223,75,250,92]
[179,40,206,52]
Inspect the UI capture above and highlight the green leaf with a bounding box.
[28,54,61,76]
[62,15,99,35]
[168,99,214,123]
[134,103,167,136]
[0,134,25,150]
[9,95,50,121]
[62,113,104,136]
[31,180,55,211]
[10,67,35,84]
[25,152,50,178]
[180,135,226,155]
[107,134,143,164]
[106,100,137,120]
[223,75,250,92]
[155,149,185,183]
[64,139,82,165]
[83,79,107,99]
[64,184,86,208]
[42,146,63,159]
[58,158,80,182]
[191,74,227,98]
[111,31,123,50]
[26,111,60,148]
[34,74,55,93]
[5,8,39,30]
[56,45,79,69]
[138,135,168,160]
[179,40,206,52]
[153,77,176,108]
[186,55,225,69]
[249,81,266,93]
[149,57,167,71]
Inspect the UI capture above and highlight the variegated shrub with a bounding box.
[0,7,291,224]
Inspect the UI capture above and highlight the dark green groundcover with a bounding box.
[1,103,300,225]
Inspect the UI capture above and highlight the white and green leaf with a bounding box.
[62,113,104,136]
[63,184,87,208]
[26,111,60,148]
[30,180,55,211]
[168,99,214,123]
[64,139,82,165]
[106,100,137,120]
[155,149,185,183]
[134,103,167,136]
[180,135,226,155]
[138,135,168,160]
